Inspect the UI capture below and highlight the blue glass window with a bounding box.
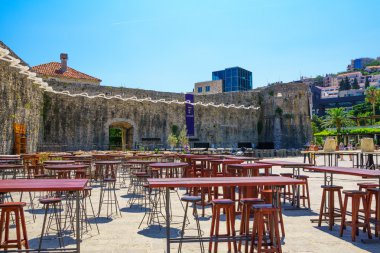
[197,87,202,93]
[206,86,210,92]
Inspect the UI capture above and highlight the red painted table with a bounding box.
[190,157,219,177]
[0,179,88,252]
[44,160,76,165]
[147,176,302,253]
[45,164,89,178]
[227,163,272,177]
[149,162,189,178]
[94,161,121,180]
[0,164,24,179]
[209,159,245,177]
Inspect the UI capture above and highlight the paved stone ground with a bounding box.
[5,156,380,253]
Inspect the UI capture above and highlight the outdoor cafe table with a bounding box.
[305,165,380,244]
[44,160,76,165]
[149,162,189,178]
[0,179,88,252]
[256,160,314,209]
[44,164,89,178]
[225,156,261,163]
[0,164,24,179]
[0,155,21,164]
[147,176,303,253]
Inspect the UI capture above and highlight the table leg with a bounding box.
[362,177,380,244]
[76,190,81,253]
[166,187,171,253]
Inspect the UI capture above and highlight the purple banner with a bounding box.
[185,93,195,136]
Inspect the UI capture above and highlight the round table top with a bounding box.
[44,164,89,170]
[0,164,24,170]
[95,161,122,165]
[149,162,189,168]
[44,160,76,165]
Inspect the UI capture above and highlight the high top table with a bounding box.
[305,165,380,244]
[0,179,88,252]
[0,164,24,179]
[257,161,314,209]
[147,176,302,253]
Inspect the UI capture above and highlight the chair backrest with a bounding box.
[323,137,337,152]
[361,138,375,152]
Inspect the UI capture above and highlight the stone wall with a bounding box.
[39,90,260,151]
[0,61,43,154]
[38,80,310,151]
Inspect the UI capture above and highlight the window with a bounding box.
[206,86,210,92]
[197,87,202,93]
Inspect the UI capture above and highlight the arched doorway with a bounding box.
[109,121,134,151]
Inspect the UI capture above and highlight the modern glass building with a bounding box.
[212,67,252,92]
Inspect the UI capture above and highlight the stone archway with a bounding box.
[106,119,137,151]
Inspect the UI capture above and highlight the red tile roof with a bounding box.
[31,62,101,82]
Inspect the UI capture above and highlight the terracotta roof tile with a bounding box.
[31,62,101,82]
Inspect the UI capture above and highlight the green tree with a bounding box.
[313,75,324,86]
[365,86,380,115]
[178,126,189,148]
[344,77,351,90]
[352,78,360,89]
[167,133,178,149]
[365,77,370,88]
[322,108,353,142]
[339,79,345,91]
[311,115,324,134]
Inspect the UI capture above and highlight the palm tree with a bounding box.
[322,108,353,142]
[365,86,380,116]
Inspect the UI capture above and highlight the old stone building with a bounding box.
[0,41,312,154]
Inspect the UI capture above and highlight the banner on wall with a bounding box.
[185,93,195,136]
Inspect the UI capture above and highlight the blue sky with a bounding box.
[1,0,379,92]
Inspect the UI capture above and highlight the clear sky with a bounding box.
[1,0,379,92]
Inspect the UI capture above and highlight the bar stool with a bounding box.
[98,178,121,218]
[178,195,204,253]
[280,173,293,204]
[358,182,379,191]
[0,202,29,250]
[294,175,311,209]
[238,198,265,253]
[318,185,343,230]
[367,188,379,237]
[209,199,237,253]
[340,190,372,241]
[250,204,282,253]
[38,197,64,250]
[260,189,285,237]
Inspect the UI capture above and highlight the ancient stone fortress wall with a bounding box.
[0,61,43,154]
[39,80,310,151]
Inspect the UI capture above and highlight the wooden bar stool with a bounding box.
[0,202,29,250]
[318,185,343,230]
[294,175,311,209]
[358,182,379,192]
[367,188,379,237]
[260,189,285,237]
[340,190,372,241]
[238,198,265,253]
[209,199,237,253]
[250,204,282,253]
